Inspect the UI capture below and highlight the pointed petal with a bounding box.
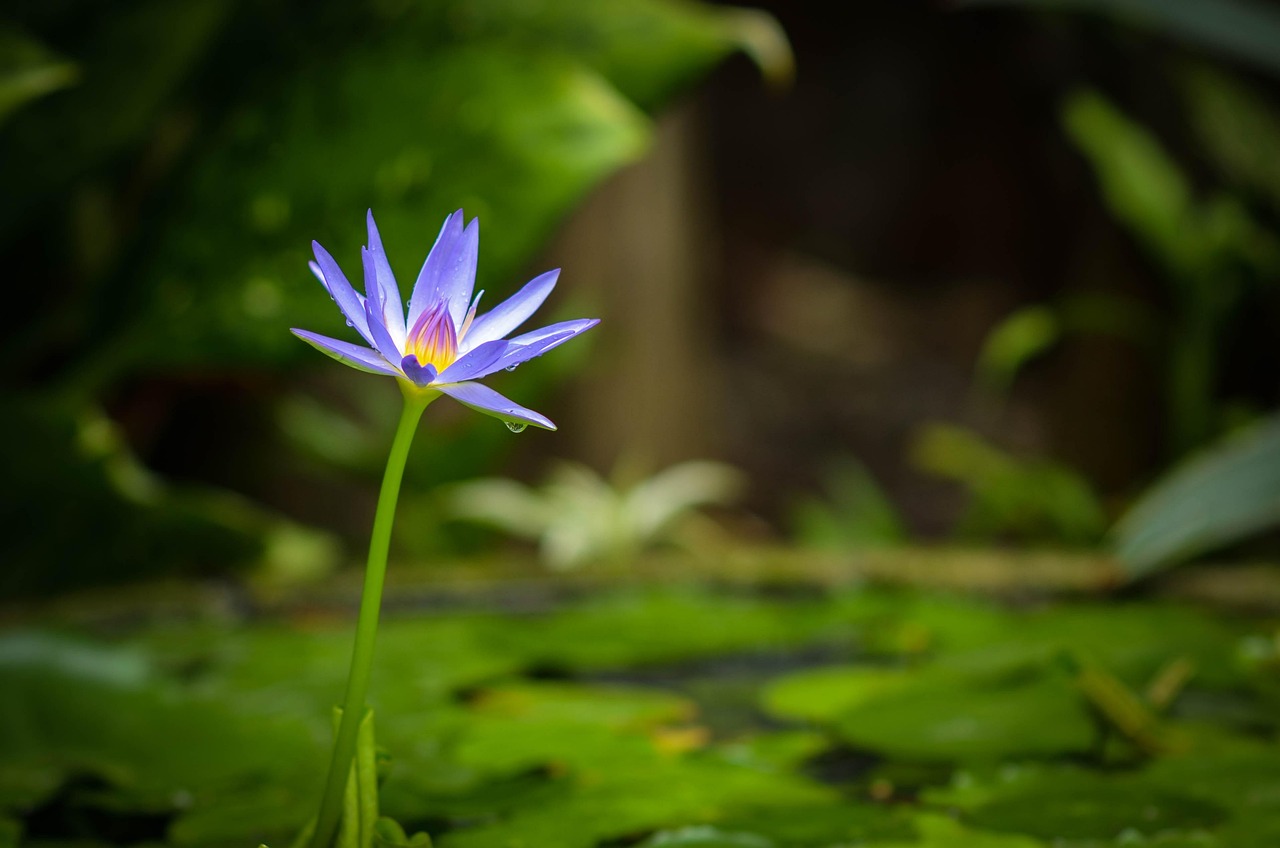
[437,382,556,430]
[291,329,398,376]
[440,217,479,328]
[363,300,403,364]
[436,339,510,383]
[312,241,373,345]
[400,355,437,387]
[508,318,599,347]
[408,210,464,329]
[464,269,558,349]
[487,328,587,374]
[365,210,405,347]
[308,261,325,284]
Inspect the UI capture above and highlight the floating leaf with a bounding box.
[834,671,1096,762]
[965,773,1227,841]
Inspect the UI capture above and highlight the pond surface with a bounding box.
[2,578,1279,847]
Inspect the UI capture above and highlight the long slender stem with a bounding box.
[311,393,433,848]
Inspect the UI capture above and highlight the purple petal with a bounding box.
[436,339,510,384]
[365,210,405,347]
[440,217,479,328]
[437,382,556,430]
[291,329,398,376]
[308,261,325,284]
[507,318,600,347]
[312,241,373,345]
[488,328,583,374]
[363,300,403,364]
[408,211,464,329]
[400,355,437,387]
[463,269,558,350]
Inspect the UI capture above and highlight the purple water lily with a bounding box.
[293,210,598,431]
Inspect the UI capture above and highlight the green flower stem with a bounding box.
[311,391,434,848]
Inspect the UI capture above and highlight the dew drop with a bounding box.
[504,364,519,372]
[504,421,527,433]
[345,319,354,327]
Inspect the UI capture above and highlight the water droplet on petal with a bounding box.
[505,421,527,433]
[504,364,518,372]
[345,319,354,327]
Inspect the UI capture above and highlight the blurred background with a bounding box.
[12,3,1280,847]
[5,0,1280,595]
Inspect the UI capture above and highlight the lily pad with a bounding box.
[964,775,1226,841]
[833,671,1095,762]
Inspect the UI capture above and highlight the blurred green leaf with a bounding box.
[0,398,258,594]
[974,306,1060,395]
[789,458,907,550]
[975,294,1160,396]
[0,632,320,845]
[0,25,77,126]
[1113,413,1280,577]
[910,423,1108,546]
[1182,65,1280,211]
[762,666,914,725]
[0,396,339,595]
[447,461,743,569]
[959,0,1280,80]
[836,670,1096,762]
[1063,90,1201,282]
[963,770,1227,842]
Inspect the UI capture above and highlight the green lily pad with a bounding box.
[834,671,1095,762]
[761,666,913,724]
[0,633,322,848]
[451,681,698,774]
[434,757,836,848]
[964,775,1226,841]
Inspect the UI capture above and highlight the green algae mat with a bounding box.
[3,579,1280,847]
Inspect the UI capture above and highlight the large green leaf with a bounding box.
[1113,413,1280,577]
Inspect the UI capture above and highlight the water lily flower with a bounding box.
[293,209,598,430]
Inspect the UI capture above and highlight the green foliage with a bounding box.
[1064,91,1199,281]
[1182,64,1280,212]
[0,0,787,590]
[0,25,77,126]
[910,423,1108,546]
[1113,414,1280,577]
[1064,89,1278,457]
[789,458,907,551]
[0,396,340,595]
[975,294,1159,395]
[446,461,745,569]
